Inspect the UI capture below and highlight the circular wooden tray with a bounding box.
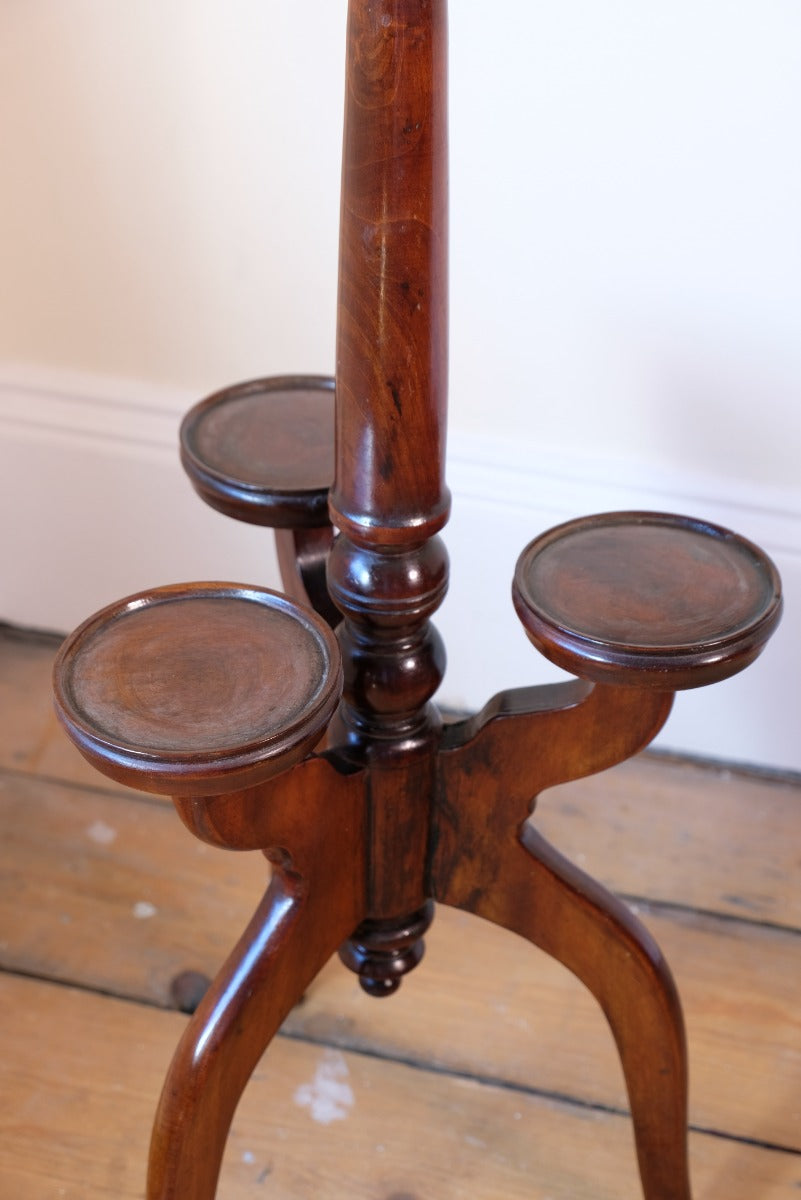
[513,512,782,689]
[180,375,335,528]
[53,583,342,795]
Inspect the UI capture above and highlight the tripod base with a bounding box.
[140,678,689,1199]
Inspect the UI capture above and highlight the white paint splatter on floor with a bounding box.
[86,820,117,845]
[132,901,157,919]
[294,1050,354,1124]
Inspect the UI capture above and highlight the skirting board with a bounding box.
[2,365,799,774]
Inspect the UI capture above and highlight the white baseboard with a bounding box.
[2,365,798,773]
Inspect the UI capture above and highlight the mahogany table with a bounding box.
[53,4,782,1197]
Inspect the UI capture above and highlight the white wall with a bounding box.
[450,3,801,488]
[1,3,799,772]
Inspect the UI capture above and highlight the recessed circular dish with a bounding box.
[513,511,782,689]
[53,583,342,795]
[180,375,335,528]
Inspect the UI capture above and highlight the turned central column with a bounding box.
[330,0,449,545]
[328,0,449,994]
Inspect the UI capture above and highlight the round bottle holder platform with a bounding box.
[180,375,335,528]
[53,583,342,796]
[513,511,782,690]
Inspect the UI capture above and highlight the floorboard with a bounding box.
[1,626,799,1196]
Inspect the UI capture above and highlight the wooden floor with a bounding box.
[1,624,800,1199]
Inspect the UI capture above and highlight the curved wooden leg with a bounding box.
[147,846,364,1199]
[434,818,691,1199]
[433,689,690,1199]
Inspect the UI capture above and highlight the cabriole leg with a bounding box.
[435,822,691,1195]
[147,847,364,1200]
[433,684,691,1199]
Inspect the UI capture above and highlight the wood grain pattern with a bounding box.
[4,633,799,929]
[52,584,342,796]
[329,0,450,546]
[2,630,800,1195]
[2,974,800,1200]
[1,758,799,1151]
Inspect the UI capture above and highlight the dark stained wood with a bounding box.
[180,373,340,628]
[329,0,450,547]
[513,512,782,689]
[47,1,785,1198]
[53,583,342,796]
[180,375,335,529]
[148,816,366,1198]
[434,685,688,1197]
[8,630,800,935]
[324,0,452,997]
[274,526,340,629]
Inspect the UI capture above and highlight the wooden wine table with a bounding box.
[53,4,782,1197]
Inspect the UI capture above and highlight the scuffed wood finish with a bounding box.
[6,973,801,1199]
[3,678,801,1196]
[3,749,800,1153]
[53,583,342,797]
[47,1,784,1197]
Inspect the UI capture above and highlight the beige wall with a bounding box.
[2,2,800,484]
[0,2,343,388]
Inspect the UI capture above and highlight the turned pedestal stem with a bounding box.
[330,0,450,547]
[328,0,450,991]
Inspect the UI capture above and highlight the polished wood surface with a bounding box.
[5,629,801,1197]
[53,583,342,796]
[49,2,783,1197]
[513,512,782,689]
[181,376,335,528]
[330,0,449,548]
